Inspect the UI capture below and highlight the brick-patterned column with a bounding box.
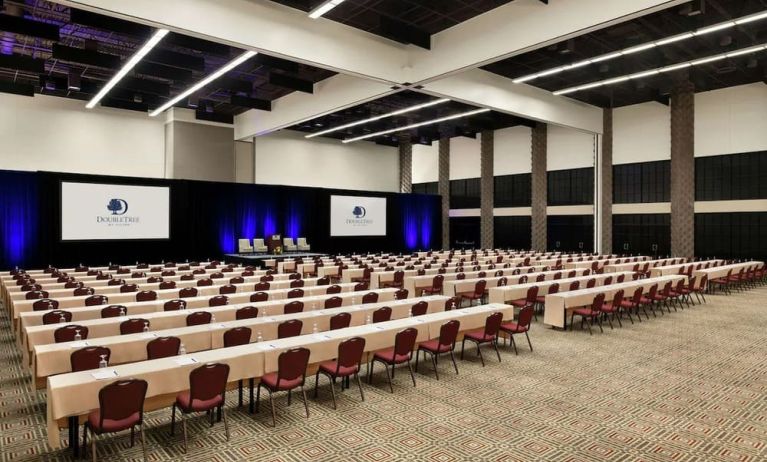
[480,130,494,249]
[601,108,613,254]
[670,81,695,258]
[438,137,450,250]
[531,123,547,251]
[398,134,412,193]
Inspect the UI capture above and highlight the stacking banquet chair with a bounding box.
[71,346,111,372]
[43,310,71,325]
[599,289,625,329]
[329,312,351,330]
[416,320,460,379]
[640,284,661,317]
[171,363,230,453]
[710,269,733,294]
[179,287,198,298]
[368,327,418,393]
[186,312,212,326]
[668,279,690,309]
[444,297,461,311]
[324,296,343,309]
[394,288,409,300]
[619,287,645,323]
[460,280,487,307]
[82,379,148,462]
[500,306,534,354]
[250,291,269,302]
[410,300,429,317]
[325,284,342,294]
[350,268,372,285]
[235,306,259,320]
[85,295,109,307]
[26,290,49,300]
[461,312,503,366]
[354,282,370,291]
[287,288,304,299]
[164,299,186,311]
[146,336,181,360]
[314,337,366,409]
[33,298,59,311]
[136,291,157,302]
[55,325,89,343]
[381,270,405,289]
[284,301,304,314]
[120,318,149,335]
[570,293,605,335]
[372,306,392,323]
[652,281,674,313]
[252,347,311,426]
[208,295,229,307]
[510,286,539,320]
[278,319,303,338]
[535,283,558,319]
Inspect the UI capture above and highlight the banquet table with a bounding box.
[444,268,597,297]
[488,272,632,304]
[692,261,764,286]
[649,260,725,278]
[603,258,688,273]
[563,256,648,270]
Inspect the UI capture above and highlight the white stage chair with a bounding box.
[297,237,311,251]
[283,237,298,252]
[238,238,254,253]
[253,238,268,253]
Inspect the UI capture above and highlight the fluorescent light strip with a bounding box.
[512,10,767,85]
[342,108,491,144]
[552,43,767,96]
[309,0,345,19]
[86,29,169,109]
[305,98,450,138]
[150,50,257,117]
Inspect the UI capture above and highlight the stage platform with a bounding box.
[224,252,327,267]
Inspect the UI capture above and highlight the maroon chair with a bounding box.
[619,287,645,323]
[287,288,304,299]
[43,310,71,325]
[20,283,42,292]
[316,276,331,286]
[85,295,108,307]
[170,363,230,452]
[252,347,311,425]
[260,275,274,283]
[585,278,597,289]
[250,292,269,302]
[571,293,605,335]
[82,379,148,461]
[180,274,195,281]
[71,346,111,372]
[600,289,625,329]
[277,319,303,338]
[616,274,626,283]
[394,288,409,300]
[210,272,225,280]
[33,298,59,311]
[668,279,689,309]
[158,281,176,290]
[500,307,534,355]
[108,279,125,286]
[284,301,304,314]
[639,284,660,317]
[147,336,181,359]
[75,287,96,296]
[164,299,186,311]
[218,285,237,295]
[691,275,708,303]
[26,290,49,300]
[329,312,351,330]
[101,305,125,318]
[569,281,580,291]
[351,268,372,284]
[372,306,392,323]
[208,295,229,307]
[178,287,198,299]
[224,327,252,406]
[460,280,487,307]
[314,337,366,409]
[120,284,139,293]
[229,276,245,285]
[120,318,149,335]
[289,279,305,289]
[353,282,369,291]
[410,300,429,317]
[381,270,405,289]
[186,311,212,326]
[510,286,539,312]
[54,325,89,343]
[461,312,503,366]
[368,327,418,393]
[325,284,342,294]
[324,296,343,309]
[197,278,213,287]
[254,282,271,292]
[652,281,673,313]
[235,306,259,320]
[361,292,378,304]
[416,320,460,379]
[146,276,163,284]
[135,291,157,302]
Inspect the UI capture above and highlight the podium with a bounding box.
[267,234,282,254]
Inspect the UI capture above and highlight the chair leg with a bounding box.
[510,335,518,355]
[268,389,277,427]
[329,376,337,410]
[525,331,533,352]
[238,379,243,407]
[170,404,176,435]
[355,372,365,402]
[476,342,485,366]
[221,406,229,441]
[460,339,466,360]
[368,359,375,384]
[492,338,501,362]
[91,431,97,462]
[181,413,188,454]
[301,386,310,417]
[255,383,261,414]
[249,378,255,413]
[449,350,459,374]
[407,361,416,387]
[314,371,320,398]
[415,349,420,373]
[584,316,592,335]
[81,424,88,460]
[386,363,394,393]
[131,427,135,446]
[431,353,439,380]
[139,424,147,462]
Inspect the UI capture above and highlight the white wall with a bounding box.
[449,136,481,180]
[613,102,671,165]
[695,83,767,157]
[253,130,399,192]
[0,93,166,178]
[547,125,595,171]
[412,143,438,183]
[234,140,254,183]
[494,126,531,175]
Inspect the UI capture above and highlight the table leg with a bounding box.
[68,416,79,457]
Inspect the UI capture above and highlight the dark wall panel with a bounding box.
[695,151,767,201]
[547,215,594,252]
[613,160,670,204]
[695,212,767,262]
[612,214,670,257]
[449,177,481,209]
[412,181,438,195]
[547,167,594,206]
[494,173,531,207]
[449,217,481,249]
[494,216,531,250]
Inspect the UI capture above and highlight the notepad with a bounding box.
[174,357,198,365]
[91,369,118,380]
[140,333,157,339]
[313,334,332,341]
[69,341,90,349]
[458,310,470,314]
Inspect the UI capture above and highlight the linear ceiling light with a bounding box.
[552,43,767,96]
[86,28,169,109]
[342,108,491,143]
[305,98,450,138]
[309,0,345,19]
[149,50,257,117]
[512,10,767,85]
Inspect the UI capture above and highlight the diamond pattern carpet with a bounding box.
[1,287,766,461]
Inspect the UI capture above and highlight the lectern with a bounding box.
[267,234,282,254]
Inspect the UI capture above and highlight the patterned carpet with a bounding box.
[1,286,767,462]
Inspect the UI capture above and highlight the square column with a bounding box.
[480,130,494,249]
[438,137,451,250]
[531,123,547,251]
[670,81,695,258]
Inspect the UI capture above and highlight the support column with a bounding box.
[398,134,412,193]
[601,108,613,254]
[670,81,695,258]
[438,137,451,250]
[531,123,548,251]
[480,130,495,249]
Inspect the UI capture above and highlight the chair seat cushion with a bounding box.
[500,322,527,334]
[651,295,666,301]
[509,299,527,307]
[639,297,652,304]
[176,391,223,412]
[374,348,411,364]
[535,296,546,304]
[461,293,482,300]
[573,307,597,316]
[87,410,140,433]
[419,339,452,354]
[601,303,618,313]
[464,329,494,343]
[319,360,358,377]
[619,300,635,308]
[261,372,303,391]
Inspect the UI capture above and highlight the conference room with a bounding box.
[1,0,766,461]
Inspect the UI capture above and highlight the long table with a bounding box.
[603,258,687,273]
[488,272,633,305]
[649,260,725,278]
[693,261,764,285]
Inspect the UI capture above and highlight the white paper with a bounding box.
[173,357,198,365]
[140,333,157,339]
[69,341,90,349]
[91,369,118,380]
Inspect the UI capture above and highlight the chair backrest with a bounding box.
[186,311,212,326]
[147,336,181,359]
[354,282,369,291]
[437,320,460,347]
[210,272,225,279]
[547,282,560,295]
[284,301,304,314]
[224,327,252,347]
[535,273,545,282]
[278,319,303,338]
[290,279,305,288]
[26,290,49,300]
[260,275,274,282]
[20,283,42,292]
[197,278,213,287]
[394,328,418,357]
[33,298,59,311]
[585,279,596,289]
[120,318,148,335]
[329,312,351,330]
[394,288,409,300]
[135,290,156,302]
[108,279,125,286]
[158,281,176,290]
[164,299,186,311]
[483,312,503,337]
[96,379,148,429]
[373,306,392,323]
[316,276,330,286]
[73,286,95,296]
[411,301,428,316]
[219,284,237,295]
[518,275,528,284]
[326,284,342,294]
[43,310,71,324]
[85,295,108,306]
[661,281,672,296]
[393,270,404,282]
[603,276,613,285]
[288,288,304,299]
[611,289,624,308]
[71,346,111,372]
[276,348,310,385]
[235,306,259,320]
[675,278,686,293]
[471,280,486,297]
[525,286,539,303]
[336,337,365,370]
[591,293,606,313]
[209,295,229,307]
[101,305,125,318]
[698,275,708,290]
[188,363,231,404]
[362,292,378,304]
[250,291,269,302]
[180,274,195,281]
[647,284,658,298]
[324,296,343,309]
[517,306,534,328]
[54,325,88,343]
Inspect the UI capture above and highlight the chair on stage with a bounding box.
[283,238,298,252]
[297,238,311,252]
[253,239,268,253]
[238,239,254,254]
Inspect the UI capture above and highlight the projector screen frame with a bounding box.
[58,180,172,243]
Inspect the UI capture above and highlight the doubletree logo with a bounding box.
[107,198,129,215]
[352,206,366,218]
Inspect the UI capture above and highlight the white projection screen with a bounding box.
[330,195,387,237]
[61,182,170,241]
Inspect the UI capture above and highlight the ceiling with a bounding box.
[484,0,767,108]
[269,0,518,48]
[0,0,335,122]
[287,90,535,146]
